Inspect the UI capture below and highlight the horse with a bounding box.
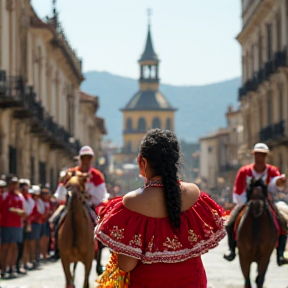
[58,173,94,288]
[276,201,288,231]
[237,180,278,288]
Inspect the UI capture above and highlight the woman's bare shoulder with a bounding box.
[180,182,201,209]
[123,188,144,211]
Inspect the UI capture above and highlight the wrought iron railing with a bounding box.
[0,72,81,153]
[259,120,285,142]
[238,48,287,101]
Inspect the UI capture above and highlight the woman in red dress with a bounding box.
[95,129,225,288]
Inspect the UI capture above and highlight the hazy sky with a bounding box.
[31,0,242,86]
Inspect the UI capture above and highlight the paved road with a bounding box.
[1,239,287,288]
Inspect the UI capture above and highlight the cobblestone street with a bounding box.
[1,238,287,288]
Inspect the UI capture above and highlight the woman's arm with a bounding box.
[117,254,138,272]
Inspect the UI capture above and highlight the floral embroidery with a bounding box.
[163,235,182,250]
[203,222,213,237]
[148,235,155,252]
[188,229,198,244]
[211,209,223,227]
[129,234,142,247]
[110,226,124,240]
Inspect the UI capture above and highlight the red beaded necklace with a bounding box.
[145,179,163,188]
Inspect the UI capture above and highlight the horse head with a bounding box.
[246,178,268,218]
[65,171,90,201]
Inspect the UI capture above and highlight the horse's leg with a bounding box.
[72,262,77,282]
[83,259,92,288]
[239,252,252,288]
[96,242,104,275]
[61,258,74,288]
[256,255,270,288]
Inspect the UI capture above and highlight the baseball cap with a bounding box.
[79,146,94,157]
[19,179,31,186]
[0,180,6,187]
[29,185,41,195]
[253,143,270,154]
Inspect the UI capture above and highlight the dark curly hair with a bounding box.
[140,129,181,229]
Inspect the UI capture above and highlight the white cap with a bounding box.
[19,179,31,186]
[29,185,41,195]
[253,143,270,154]
[79,146,94,157]
[0,180,6,187]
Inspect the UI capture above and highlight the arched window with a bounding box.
[126,118,132,131]
[166,118,172,130]
[138,117,146,132]
[152,117,161,129]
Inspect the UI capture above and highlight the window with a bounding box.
[138,117,146,132]
[259,99,263,130]
[166,118,172,130]
[277,17,281,51]
[208,146,213,153]
[30,157,35,185]
[259,31,262,67]
[39,161,46,187]
[9,146,17,174]
[267,24,273,61]
[50,168,54,192]
[279,85,283,121]
[267,90,273,125]
[152,117,161,129]
[126,118,132,131]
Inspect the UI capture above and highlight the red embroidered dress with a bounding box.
[95,192,225,288]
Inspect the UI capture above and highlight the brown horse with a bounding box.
[58,174,94,288]
[237,183,278,288]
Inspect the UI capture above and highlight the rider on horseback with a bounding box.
[224,143,288,266]
[51,146,108,260]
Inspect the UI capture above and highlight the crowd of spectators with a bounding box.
[0,175,58,280]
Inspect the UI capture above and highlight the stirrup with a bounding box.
[223,251,236,261]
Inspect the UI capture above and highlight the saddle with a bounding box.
[234,203,281,243]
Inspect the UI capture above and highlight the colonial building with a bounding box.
[0,1,106,189]
[117,24,176,164]
[199,106,243,195]
[79,91,107,162]
[237,0,288,172]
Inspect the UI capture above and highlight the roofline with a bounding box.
[120,108,177,112]
[199,130,229,141]
[30,5,84,83]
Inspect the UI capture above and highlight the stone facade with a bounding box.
[78,91,107,162]
[237,0,288,172]
[0,1,105,189]
[199,106,243,194]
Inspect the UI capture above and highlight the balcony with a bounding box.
[0,72,80,155]
[238,49,287,101]
[259,120,286,143]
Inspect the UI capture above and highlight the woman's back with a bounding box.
[123,182,201,218]
[95,129,225,288]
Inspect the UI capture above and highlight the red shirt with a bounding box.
[233,164,281,204]
[29,199,44,224]
[1,191,24,228]
[42,200,51,222]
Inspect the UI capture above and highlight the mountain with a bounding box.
[81,71,241,144]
